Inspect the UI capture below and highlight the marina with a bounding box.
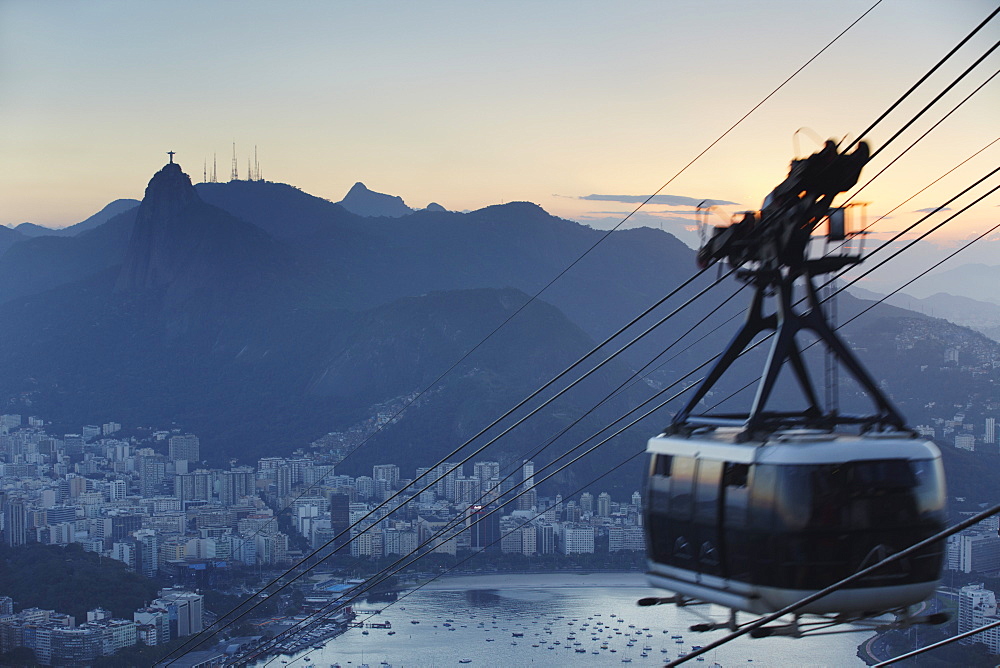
[259,573,873,666]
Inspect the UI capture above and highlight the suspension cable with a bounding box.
[162,269,732,660]
[231,168,983,668]
[168,4,978,659]
[243,309,795,665]
[850,4,999,149]
[850,67,999,201]
[253,448,648,666]
[830,136,999,256]
[874,618,1000,666]
[257,66,1000,663]
[214,0,888,578]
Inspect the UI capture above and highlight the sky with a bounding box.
[1,0,997,255]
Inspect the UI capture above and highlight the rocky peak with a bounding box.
[338,182,412,218]
[116,162,205,292]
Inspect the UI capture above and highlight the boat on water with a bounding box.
[459,660,472,665]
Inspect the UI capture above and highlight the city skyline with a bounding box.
[2,1,997,244]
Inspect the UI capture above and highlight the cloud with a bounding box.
[914,206,952,214]
[583,209,705,217]
[579,193,740,207]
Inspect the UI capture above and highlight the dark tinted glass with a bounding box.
[910,458,946,518]
[771,459,941,532]
[723,463,750,527]
[668,457,696,520]
[749,464,777,530]
[694,459,722,524]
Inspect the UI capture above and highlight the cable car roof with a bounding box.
[648,429,940,465]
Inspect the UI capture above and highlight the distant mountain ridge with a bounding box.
[0,161,991,495]
[338,181,413,218]
[849,286,1000,342]
[11,199,139,237]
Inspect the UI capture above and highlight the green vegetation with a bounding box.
[0,542,158,622]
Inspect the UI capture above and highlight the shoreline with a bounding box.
[415,570,647,591]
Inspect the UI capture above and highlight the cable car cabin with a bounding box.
[644,429,946,616]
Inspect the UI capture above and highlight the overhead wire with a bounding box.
[867,38,999,161]
[259,186,1000,658]
[210,0,888,574]
[244,186,995,661]
[241,282,756,662]
[873,618,1000,666]
[255,448,648,667]
[243,291,770,662]
[162,266,739,664]
[227,60,1000,602]
[263,175,1000,664]
[247,318,789,665]
[848,4,999,151]
[167,1,981,660]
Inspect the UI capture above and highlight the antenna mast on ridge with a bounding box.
[231,142,238,181]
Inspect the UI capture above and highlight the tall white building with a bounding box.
[518,460,537,511]
[958,583,1000,652]
[108,479,128,501]
[372,464,400,489]
[955,433,976,451]
[597,492,612,517]
[560,525,595,554]
[956,531,1000,573]
[167,434,200,462]
[609,526,645,552]
[986,417,996,445]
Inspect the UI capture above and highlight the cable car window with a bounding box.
[648,455,671,514]
[749,464,777,530]
[770,460,935,534]
[668,456,696,520]
[776,465,813,532]
[654,454,673,477]
[723,463,750,527]
[911,458,946,518]
[694,459,723,525]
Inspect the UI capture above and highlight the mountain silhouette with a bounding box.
[116,162,286,305]
[338,181,413,217]
[13,199,140,238]
[0,161,990,496]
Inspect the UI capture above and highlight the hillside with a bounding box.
[0,162,995,496]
